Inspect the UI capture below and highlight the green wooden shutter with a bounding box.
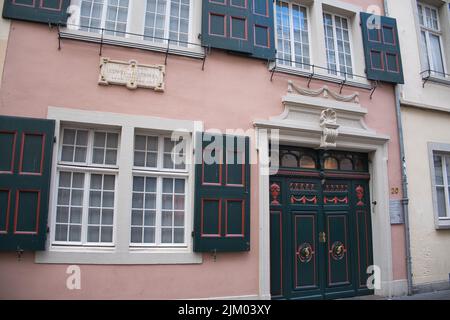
[201,0,276,60]
[360,12,404,84]
[193,133,250,252]
[0,115,55,251]
[2,0,70,25]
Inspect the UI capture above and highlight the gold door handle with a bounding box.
[319,232,327,243]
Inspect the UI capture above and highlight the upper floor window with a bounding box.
[76,0,192,47]
[144,0,190,47]
[323,12,353,78]
[80,0,129,37]
[274,1,310,69]
[432,152,450,220]
[418,3,446,76]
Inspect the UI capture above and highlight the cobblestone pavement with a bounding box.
[339,290,450,300]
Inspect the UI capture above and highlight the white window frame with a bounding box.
[53,126,121,247]
[37,107,202,265]
[78,0,132,37]
[131,132,189,248]
[323,11,355,79]
[417,2,448,77]
[429,142,450,229]
[142,0,193,47]
[273,1,312,70]
[66,0,202,56]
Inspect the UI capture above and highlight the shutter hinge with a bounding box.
[47,226,50,234]
[191,230,195,238]
[53,136,57,143]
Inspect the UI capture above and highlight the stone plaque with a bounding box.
[99,57,165,91]
[389,199,404,224]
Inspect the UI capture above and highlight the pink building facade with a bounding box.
[0,0,408,299]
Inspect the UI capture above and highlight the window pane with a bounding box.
[87,174,115,243]
[144,0,167,43]
[61,129,89,163]
[79,0,105,33]
[436,186,447,217]
[429,34,444,75]
[105,0,129,37]
[434,154,444,185]
[134,134,158,168]
[446,156,450,185]
[92,132,119,165]
[131,176,158,244]
[56,171,85,243]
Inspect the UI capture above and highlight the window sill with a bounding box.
[59,29,205,60]
[35,247,203,265]
[270,63,373,90]
[435,218,450,230]
[422,74,450,87]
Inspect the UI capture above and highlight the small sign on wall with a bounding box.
[98,58,165,91]
[389,199,404,225]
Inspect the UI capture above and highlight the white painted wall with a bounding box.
[386,0,450,287]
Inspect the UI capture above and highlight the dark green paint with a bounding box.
[201,0,276,60]
[360,12,404,84]
[0,115,55,251]
[2,0,70,25]
[193,133,250,252]
[270,151,373,300]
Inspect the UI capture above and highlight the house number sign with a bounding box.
[98,57,165,91]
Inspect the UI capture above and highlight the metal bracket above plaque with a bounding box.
[99,57,165,91]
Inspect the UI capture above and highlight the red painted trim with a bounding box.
[254,24,270,48]
[381,25,396,46]
[385,52,400,73]
[225,149,245,187]
[367,27,381,43]
[13,189,41,235]
[12,0,35,8]
[0,130,17,174]
[270,210,283,296]
[202,148,223,186]
[230,0,247,9]
[0,189,11,234]
[209,13,227,38]
[200,198,222,237]
[39,0,62,11]
[327,215,349,287]
[356,209,370,288]
[224,199,245,237]
[18,132,45,176]
[253,0,269,17]
[229,16,248,41]
[370,50,385,71]
[276,170,370,180]
[294,214,317,289]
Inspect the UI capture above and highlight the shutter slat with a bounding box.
[0,115,55,251]
[360,12,404,84]
[194,133,250,252]
[2,0,70,25]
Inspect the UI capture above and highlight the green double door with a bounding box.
[269,177,374,300]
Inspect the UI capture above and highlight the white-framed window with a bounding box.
[79,0,130,37]
[144,0,191,47]
[417,2,446,76]
[429,143,450,229]
[131,134,187,246]
[323,12,354,78]
[54,127,120,246]
[432,152,450,219]
[274,1,311,69]
[76,0,192,47]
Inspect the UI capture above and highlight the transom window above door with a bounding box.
[274,1,311,69]
[323,12,353,78]
[417,2,446,77]
[75,0,192,47]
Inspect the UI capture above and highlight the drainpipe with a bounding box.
[383,0,414,296]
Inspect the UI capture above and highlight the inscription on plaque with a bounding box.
[99,57,165,91]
